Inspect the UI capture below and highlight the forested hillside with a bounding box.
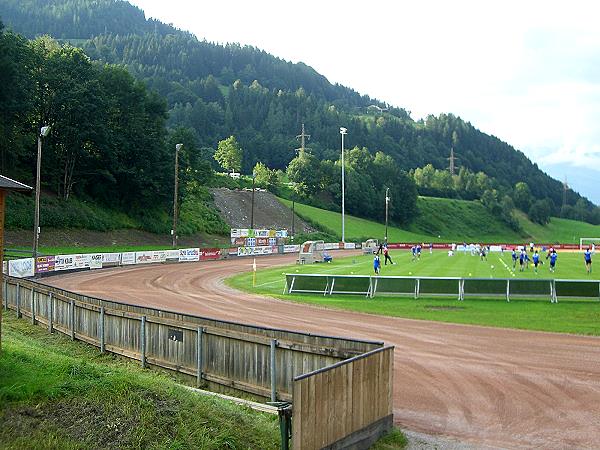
[1,0,599,227]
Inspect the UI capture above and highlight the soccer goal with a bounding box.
[579,238,599,251]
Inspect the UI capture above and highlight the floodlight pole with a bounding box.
[340,127,347,243]
[172,143,183,249]
[33,126,50,258]
[385,187,390,244]
[291,197,295,237]
[250,171,256,229]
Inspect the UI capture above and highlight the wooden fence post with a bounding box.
[196,326,204,387]
[70,299,75,340]
[48,293,53,333]
[31,289,36,325]
[16,282,20,318]
[270,339,277,402]
[140,316,146,368]
[100,307,105,353]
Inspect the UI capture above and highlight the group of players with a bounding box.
[510,243,593,275]
[372,243,395,274]
[511,246,557,273]
[371,240,594,276]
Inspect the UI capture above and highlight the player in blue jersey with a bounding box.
[524,251,530,270]
[549,250,557,273]
[519,250,525,272]
[584,247,592,274]
[411,245,417,261]
[373,254,381,274]
[511,249,518,269]
[532,250,540,273]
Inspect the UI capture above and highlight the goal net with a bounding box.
[579,238,599,251]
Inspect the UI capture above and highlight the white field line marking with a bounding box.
[254,279,284,287]
[498,256,515,276]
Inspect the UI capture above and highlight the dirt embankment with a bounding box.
[210,188,314,232]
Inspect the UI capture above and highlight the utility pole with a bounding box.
[447,147,458,176]
[291,196,295,238]
[562,176,569,212]
[340,127,347,243]
[250,171,256,229]
[290,124,310,238]
[172,143,183,249]
[295,123,311,155]
[33,126,50,258]
[385,187,390,244]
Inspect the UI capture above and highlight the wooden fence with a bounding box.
[292,346,394,449]
[3,276,383,401]
[3,276,394,448]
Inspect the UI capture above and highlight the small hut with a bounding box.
[0,175,32,352]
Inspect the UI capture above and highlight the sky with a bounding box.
[128,0,600,204]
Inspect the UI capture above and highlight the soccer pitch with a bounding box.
[226,250,600,335]
[280,250,593,281]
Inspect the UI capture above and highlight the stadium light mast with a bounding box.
[33,125,51,258]
[385,187,390,244]
[172,143,183,249]
[250,170,256,229]
[340,127,347,243]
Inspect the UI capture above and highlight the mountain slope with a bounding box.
[0,0,592,214]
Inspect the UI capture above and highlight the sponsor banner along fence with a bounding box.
[101,253,121,265]
[4,241,363,279]
[8,258,35,278]
[230,228,288,239]
[200,248,221,260]
[35,256,56,273]
[237,246,276,257]
[179,248,200,262]
[121,252,136,265]
[5,247,222,278]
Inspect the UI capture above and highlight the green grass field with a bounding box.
[279,196,600,244]
[227,250,600,335]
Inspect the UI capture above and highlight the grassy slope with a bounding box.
[279,198,438,243]
[281,196,600,244]
[409,197,523,241]
[227,252,600,335]
[515,211,600,243]
[0,312,279,449]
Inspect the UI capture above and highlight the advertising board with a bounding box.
[179,248,200,262]
[200,248,221,260]
[55,254,76,271]
[35,256,55,273]
[101,253,121,265]
[237,246,273,257]
[121,252,136,265]
[8,258,35,278]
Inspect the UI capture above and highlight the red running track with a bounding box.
[45,253,600,449]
